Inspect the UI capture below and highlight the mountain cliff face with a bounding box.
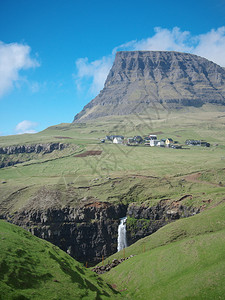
[74,51,225,122]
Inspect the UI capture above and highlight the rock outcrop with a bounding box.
[92,255,135,274]
[0,142,66,155]
[0,143,67,168]
[126,198,199,244]
[74,51,225,122]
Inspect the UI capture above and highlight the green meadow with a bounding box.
[0,109,225,213]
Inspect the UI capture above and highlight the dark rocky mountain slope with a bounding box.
[74,51,225,122]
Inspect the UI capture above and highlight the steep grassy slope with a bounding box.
[0,220,119,299]
[102,203,225,299]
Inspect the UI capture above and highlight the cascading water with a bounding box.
[117,217,128,252]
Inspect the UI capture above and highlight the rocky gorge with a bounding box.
[4,196,200,264]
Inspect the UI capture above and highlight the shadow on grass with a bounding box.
[49,251,119,298]
[1,259,53,289]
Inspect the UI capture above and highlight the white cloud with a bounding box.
[75,26,225,96]
[15,120,38,134]
[133,27,193,53]
[75,55,113,94]
[194,27,225,67]
[0,41,39,98]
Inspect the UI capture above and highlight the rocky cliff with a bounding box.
[0,143,67,168]
[0,142,66,155]
[6,198,199,264]
[74,51,225,122]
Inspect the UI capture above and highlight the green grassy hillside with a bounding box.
[0,220,119,299]
[102,203,225,299]
[0,110,225,214]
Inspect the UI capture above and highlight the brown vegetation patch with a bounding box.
[184,172,223,187]
[84,201,110,208]
[74,150,102,157]
[185,172,202,182]
[111,284,117,289]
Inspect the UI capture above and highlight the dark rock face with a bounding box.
[126,199,200,245]
[9,202,127,265]
[74,51,225,122]
[6,198,199,264]
[0,143,67,168]
[0,142,66,155]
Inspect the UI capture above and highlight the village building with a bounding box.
[106,135,124,142]
[133,136,143,144]
[127,137,134,144]
[157,140,165,147]
[185,139,201,146]
[149,135,157,140]
[150,140,159,146]
[113,137,124,144]
[165,138,173,147]
[145,136,165,147]
[144,139,161,146]
[185,140,210,147]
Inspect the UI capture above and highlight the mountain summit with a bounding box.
[73,51,225,122]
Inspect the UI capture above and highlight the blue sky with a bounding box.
[0,0,225,135]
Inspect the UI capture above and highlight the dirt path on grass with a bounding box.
[184,172,223,187]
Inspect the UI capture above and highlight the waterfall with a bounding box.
[117,217,127,252]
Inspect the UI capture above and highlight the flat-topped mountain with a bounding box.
[73,51,225,122]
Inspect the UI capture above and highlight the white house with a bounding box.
[113,137,123,144]
[150,140,160,146]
